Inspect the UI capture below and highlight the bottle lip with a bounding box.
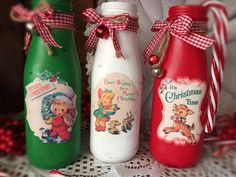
[168,5,207,21]
[32,0,72,12]
[101,2,137,15]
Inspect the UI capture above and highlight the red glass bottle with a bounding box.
[150,5,209,168]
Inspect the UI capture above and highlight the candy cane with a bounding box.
[49,170,66,177]
[0,171,10,177]
[202,1,228,133]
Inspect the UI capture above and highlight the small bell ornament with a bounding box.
[96,25,109,39]
[151,67,165,78]
[149,55,159,65]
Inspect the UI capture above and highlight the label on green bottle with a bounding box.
[25,70,77,143]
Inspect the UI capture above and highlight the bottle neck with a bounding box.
[168,5,207,21]
[101,2,137,17]
[168,5,208,35]
[101,9,136,17]
[32,0,72,13]
[31,0,74,35]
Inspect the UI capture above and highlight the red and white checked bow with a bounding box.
[143,15,214,60]
[82,8,139,58]
[10,4,74,53]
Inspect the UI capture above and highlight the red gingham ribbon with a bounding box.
[143,15,214,60]
[10,4,74,52]
[82,8,139,58]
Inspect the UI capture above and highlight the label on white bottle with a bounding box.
[92,73,138,135]
[157,78,206,145]
[25,70,77,143]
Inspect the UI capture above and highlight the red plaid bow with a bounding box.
[10,4,74,53]
[143,15,214,60]
[82,8,139,58]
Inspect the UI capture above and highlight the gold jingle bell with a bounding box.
[152,67,165,78]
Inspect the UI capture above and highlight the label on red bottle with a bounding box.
[92,73,138,135]
[25,70,77,143]
[157,78,206,145]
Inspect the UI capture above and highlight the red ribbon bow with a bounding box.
[10,4,74,53]
[82,8,139,58]
[143,15,214,60]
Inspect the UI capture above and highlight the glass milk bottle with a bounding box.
[23,0,82,169]
[148,5,212,167]
[90,2,142,163]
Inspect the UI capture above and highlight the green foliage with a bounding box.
[36,70,66,85]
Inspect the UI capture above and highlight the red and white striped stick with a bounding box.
[49,170,66,177]
[202,0,228,133]
[0,170,10,177]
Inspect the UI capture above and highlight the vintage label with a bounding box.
[92,73,138,135]
[25,70,77,143]
[158,78,206,145]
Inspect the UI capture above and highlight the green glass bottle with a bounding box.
[24,0,81,169]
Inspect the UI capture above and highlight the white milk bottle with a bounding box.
[90,2,142,163]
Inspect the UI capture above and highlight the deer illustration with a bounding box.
[163,104,196,144]
[108,120,121,135]
[122,111,134,133]
[107,111,134,134]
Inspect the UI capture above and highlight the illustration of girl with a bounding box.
[94,88,120,132]
[41,92,76,142]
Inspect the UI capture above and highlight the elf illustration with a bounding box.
[41,92,76,142]
[163,104,196,144]
[94,88,120,132]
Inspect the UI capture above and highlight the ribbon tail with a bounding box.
[24,32,31,54]
[35,20,62,48]
[110,30,124,58]
[173,32,214,50]
[84,29,99,53]
[45,43,53,56]
[116,50,124,59]
[143,28,167,62]
[81,8,102,23]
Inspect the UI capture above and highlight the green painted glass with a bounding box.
[24,0,82,169]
